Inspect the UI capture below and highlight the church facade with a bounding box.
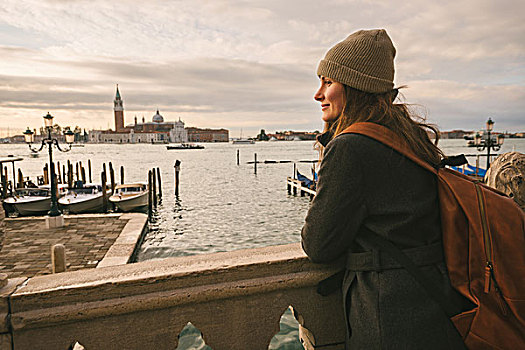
[89,86,188,144]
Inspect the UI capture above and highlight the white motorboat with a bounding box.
[58,184,110,214]
[109,183,148,212]
[3,186,66,216]
[232,139,255,144]
[232,129,255,144]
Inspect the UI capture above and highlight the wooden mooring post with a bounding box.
[66,160,71,187]
[152,168,157,208]
[17,169,24,188]
[237,149,240,166]
[1,168,7,199]
[102,163,107,184]
[120,166,125,185]
[148,170,153,217]
[4,166,10,197]
[156,167,162,202]
[88,159,92,183]
[51,244,66,273]
[62,164,66,184]
[109,162,115,195]
[174,160,181,197]
[68,163,73,189]
[44,163,49,185]
[101,171,108,213]
[57,161,62,184]
[81,165,86,184]
[254,153,257,174]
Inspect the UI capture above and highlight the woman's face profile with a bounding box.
[314,76,345,123]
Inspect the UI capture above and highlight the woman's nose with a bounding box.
[314,88,323,101]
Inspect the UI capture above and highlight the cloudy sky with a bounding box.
[1,0,524,138]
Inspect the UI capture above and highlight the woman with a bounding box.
[301,29,469,349]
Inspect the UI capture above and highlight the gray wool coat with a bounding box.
[301,131,469,349]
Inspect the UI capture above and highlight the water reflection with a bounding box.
[173,196,184,235]
[137,196,191,261]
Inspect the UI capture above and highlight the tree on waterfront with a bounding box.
[257,129,269,141]
[39,124,62,136]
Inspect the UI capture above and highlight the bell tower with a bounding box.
[114,84,124,132]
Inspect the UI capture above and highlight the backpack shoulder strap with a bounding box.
[340,122,437,175]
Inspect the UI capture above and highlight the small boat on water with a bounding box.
[58,183,110,214]
[232,128,255,144]
[232,139,255,144]
[109,183,148,212]
[296,170,317,190]
[3,185,67,216]
[166,143,204,150]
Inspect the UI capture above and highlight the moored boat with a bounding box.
[109,183,148,212]
[232,139,255,144]
[3,185,67,216]
[58,184,110,214]
[166,143,204,150]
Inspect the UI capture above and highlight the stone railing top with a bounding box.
[10,243,342,318]
[15,243,310,295]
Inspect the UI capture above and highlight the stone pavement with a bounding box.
[0,214,129,279]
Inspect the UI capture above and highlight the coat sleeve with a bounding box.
[301,135,367,263]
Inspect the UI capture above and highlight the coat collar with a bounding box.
[316,131,333,147]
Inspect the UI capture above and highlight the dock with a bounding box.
[0,213,147,279]
[287,177,316,199]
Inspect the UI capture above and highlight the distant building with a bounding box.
[441,130,472,139]
[186,127,229,142]
[114,85,124,132]
[125,110,188,143]
[88,86,188,144]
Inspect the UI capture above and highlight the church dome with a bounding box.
[152,109,164,123]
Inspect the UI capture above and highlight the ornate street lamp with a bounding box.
[24,112,75,216]
[475,117,504,169]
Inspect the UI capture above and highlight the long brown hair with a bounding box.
[318,85,444,166]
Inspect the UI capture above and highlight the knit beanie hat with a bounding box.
[317,29,396,94]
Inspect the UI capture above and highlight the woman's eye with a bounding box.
[325,80,332,85]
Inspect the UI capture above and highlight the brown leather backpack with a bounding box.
[342,122,525,349]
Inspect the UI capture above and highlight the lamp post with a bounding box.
[24,112,75,216]
[475,117,504,169]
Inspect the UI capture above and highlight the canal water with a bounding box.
[3,139,524,261]
[2,138,525,348]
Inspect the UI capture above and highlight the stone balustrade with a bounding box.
[0,243,346,349]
